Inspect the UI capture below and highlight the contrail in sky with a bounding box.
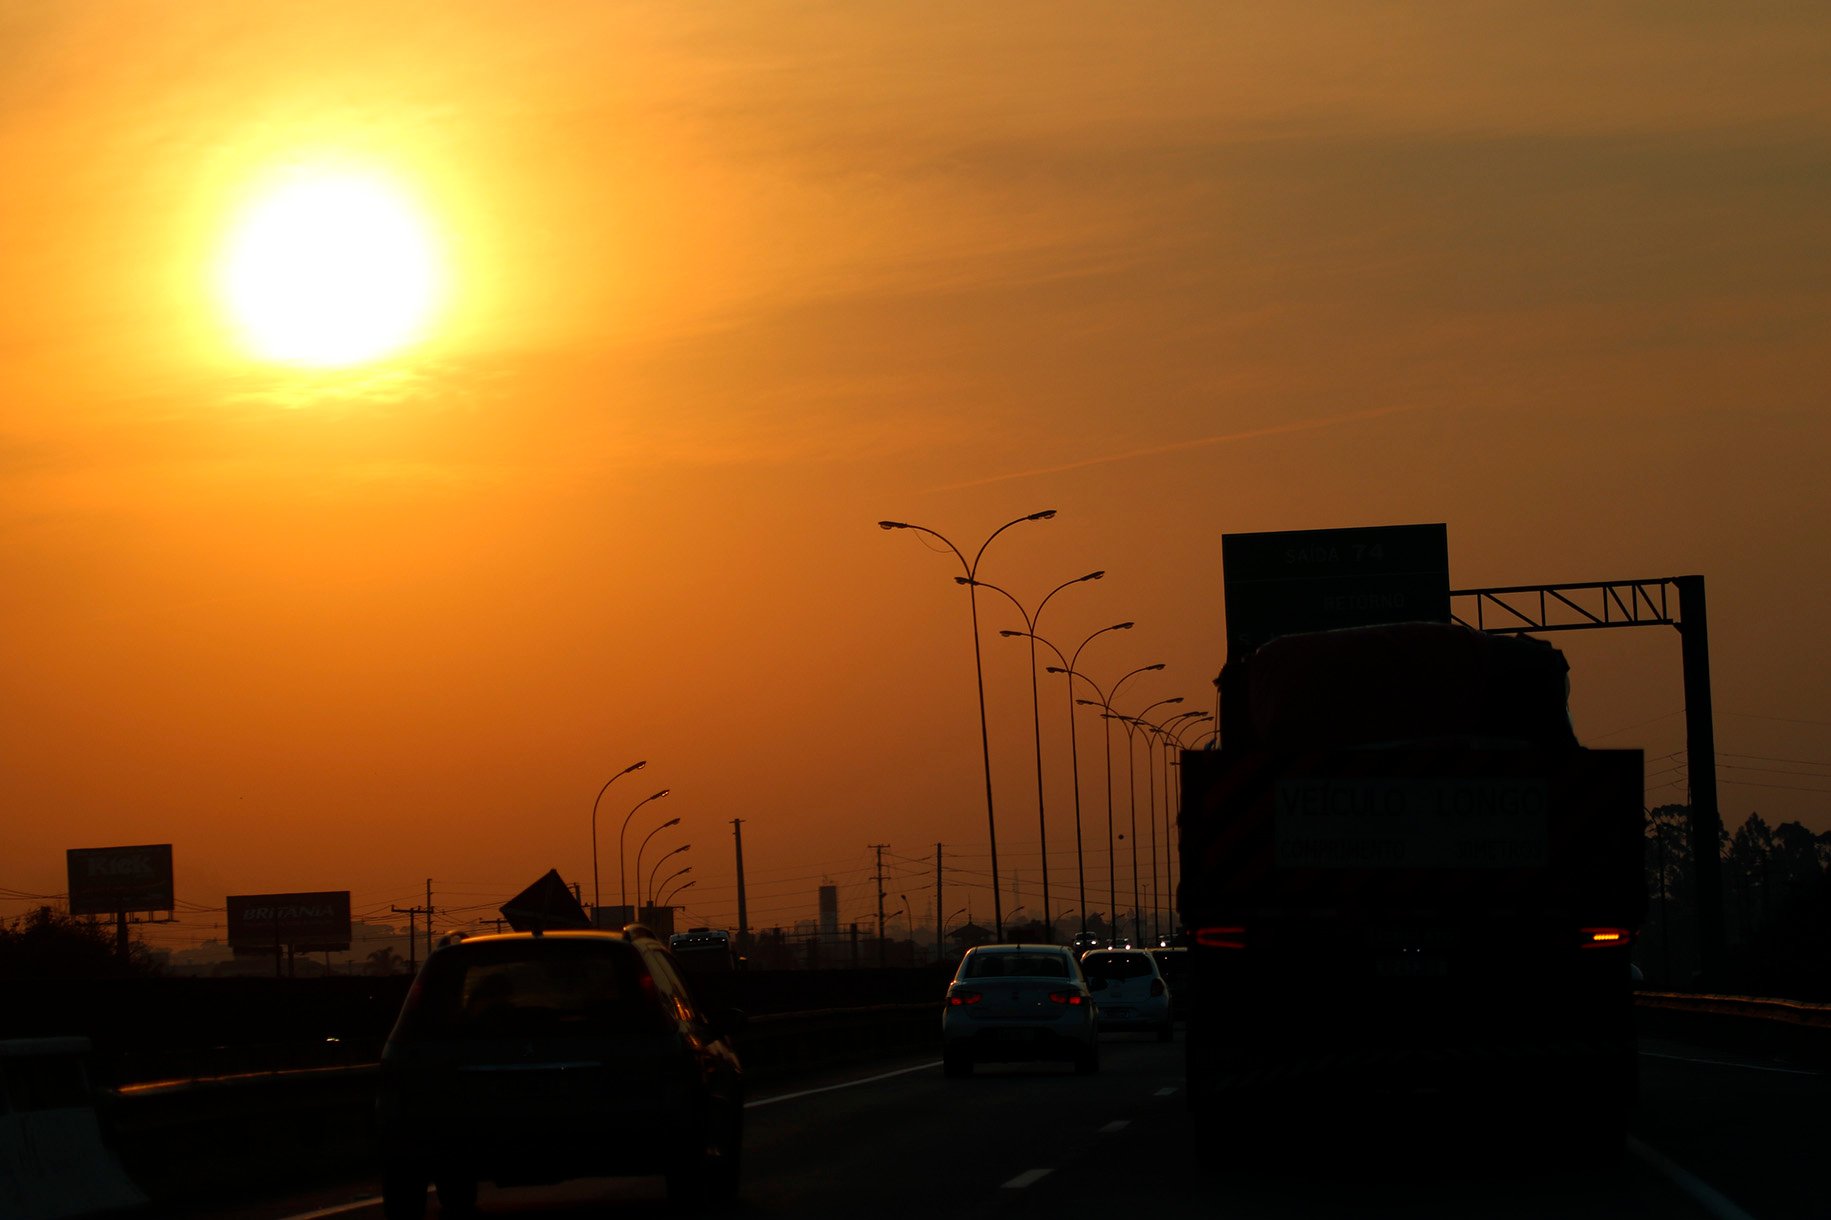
[926,402,1433,493]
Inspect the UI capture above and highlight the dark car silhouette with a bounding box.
[375,926,742,1217]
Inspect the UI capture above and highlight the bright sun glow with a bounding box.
[220,168,444,368]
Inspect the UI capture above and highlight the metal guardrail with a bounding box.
[1635,990,1831,1030]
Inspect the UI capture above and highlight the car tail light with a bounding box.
[1195,925,1246,950]
[1047,989,1085,1006]
[947,990,983,1007]
[1580,927,1634,948]
[1149,978,1165,997]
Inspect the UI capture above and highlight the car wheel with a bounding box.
[380,1165,427,1220]
[667,1101,742,1207]
[943,1048,973,1078]
[435,1175,477,1218]
[1074,1044,1100,1075]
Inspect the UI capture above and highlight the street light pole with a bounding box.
[879,510,1057,940]
[591,760,647,913]
[1123,697,1182,946]
[632,815,680,916]
[1136,710,1205,942]
[619,790,670,912]
[658,878,696,909]
[646,843,690,911]
[976,570,1104,942]
[1073,661,1165,943]
[1037,622,1133,936]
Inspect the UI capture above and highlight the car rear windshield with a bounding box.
[394,940,657,1040]
[1082,952,1152,979]
[963,952,1071,979]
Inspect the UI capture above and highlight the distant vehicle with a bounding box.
[942,944,1099,1076]
[1180,621,1643,1156]
[669,927,740,971]
[375,927,743,1218]
[1071,932,1101,955]
[1079,949,1173,1040]
[1147,946,1191,1019]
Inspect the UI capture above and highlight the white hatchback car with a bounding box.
[942,944,1099,1076]
[1079,948,1172,1040]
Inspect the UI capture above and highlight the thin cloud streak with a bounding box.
[926,402,1437,493]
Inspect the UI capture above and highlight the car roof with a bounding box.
[967,943,1073,953]
[439,927,661,949]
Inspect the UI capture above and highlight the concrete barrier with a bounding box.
[0,1037,146,1220]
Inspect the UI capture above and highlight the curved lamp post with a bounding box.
[879,509,1057,939]
[658,877,696,909]
[973,569,1104,941]
[591,760,647,912]
[1137,709,1208,942]
[618,790,670,911]
[939,906,968,961]
[1035,621,1134,935]
[653,865,692,906]
[1073,661,1165,940]
[645,843,690,911]
[635,821,682,912]
[1111,696,1182,947]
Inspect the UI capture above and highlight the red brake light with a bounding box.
[1195,925,1246,950]
[1580,927,1633,948]
[1149,978,1165,997]
[947,990,983,1007]
[1047,989,1085,1006]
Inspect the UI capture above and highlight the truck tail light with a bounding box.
[947,990,983,1007]
[1195,925,1247,950]
[1580,927,1634,948]
[1047,990,1085,1006]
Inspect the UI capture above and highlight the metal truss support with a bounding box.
[1450,575,1724,982]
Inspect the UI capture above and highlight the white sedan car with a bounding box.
[942,944,1099,1076]
[1079,948,1173,1040]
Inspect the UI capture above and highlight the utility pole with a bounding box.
[935,843,943,964]
[390,902,428,973]
[871,844,888,966]
[732,819,750,955]
[426,878,434,961]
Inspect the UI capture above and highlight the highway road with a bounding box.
[159,1031,1827,1220]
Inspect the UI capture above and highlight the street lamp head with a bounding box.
[1075,697,1101,707]
[953,575,972,586]
[1026,509,1058,521]
[651,789,670,801]
[878,520,908,530]
[1080,570,1105,582]
[1146,663,1166,671]
[1046,665,1066,674]
[621,760,648,775]
[999,629,1025,638]
[1113,621,1134,630]
[660,816,680,830]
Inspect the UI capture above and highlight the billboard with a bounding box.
[1222,524,1450,657]
[65,844,174,916]
[226,891,352,951]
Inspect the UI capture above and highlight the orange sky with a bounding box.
[3,3,1828,954]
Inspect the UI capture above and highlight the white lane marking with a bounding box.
[1641,1050,1824,1077]
[1100,1119,1130,1133]
[276,1198,382,1219]
[1629,1137,1760,1220]
[1154,1086,1178,1096]
[1003,1168,1054,1190]
[745,1060,942,1109]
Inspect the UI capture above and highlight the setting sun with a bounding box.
[218,167,444,368]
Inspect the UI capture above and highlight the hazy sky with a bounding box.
[3,3,1827,953]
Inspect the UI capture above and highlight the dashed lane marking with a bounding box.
[1100,1120,1130,1133]
[746,1060,942,1108]
[1154,1086,1179,1096]
[1003,1169,1054,1190]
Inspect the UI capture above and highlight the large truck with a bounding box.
[1178,622,1644,1150]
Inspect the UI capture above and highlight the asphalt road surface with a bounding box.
[168,1031,1827,1220]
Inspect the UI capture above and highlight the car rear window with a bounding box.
[395,940,656,1040]
[963,952,1071,979]
[1082,952,1152,979]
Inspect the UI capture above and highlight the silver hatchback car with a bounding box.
[941,944,1099,1076]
